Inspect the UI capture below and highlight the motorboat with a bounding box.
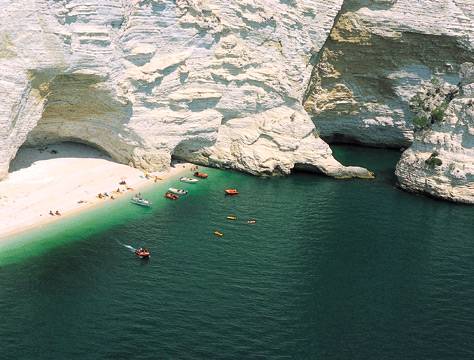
[214,231,224,237]
[131,196,151,207]
[165,192,179,200]
[168,187,188,195]
[180,177,199,183]
[226,215,237,220]
[135,248,150,259]
[247,219,257,224]
[225,189,239,195]
[194,172,208,179]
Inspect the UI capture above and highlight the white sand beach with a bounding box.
[0,142,192,240]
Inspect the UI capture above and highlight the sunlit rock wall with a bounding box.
[1,0,374,179]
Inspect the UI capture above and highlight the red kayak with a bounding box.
[225,189,239,196]
[165,192,179,200]
[135,248,150,259]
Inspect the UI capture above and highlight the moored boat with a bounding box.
[194,172,208,179]
[226,215,237,220]
[165,192,179,200]
[247,219,257,224]
[168,187,188,195]
[135,248,150,259]
[180,177,199,183]
[131,196,152,207]
[225,189,239,195]
[214,231,224,237]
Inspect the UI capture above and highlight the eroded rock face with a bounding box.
[304,0,474,147]
[395,63,474,204]
[0,0,373,180]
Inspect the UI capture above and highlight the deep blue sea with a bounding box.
[0,146,473,359]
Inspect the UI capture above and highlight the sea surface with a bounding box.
[0,146,473,360]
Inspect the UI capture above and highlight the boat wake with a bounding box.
[116,240,136,252]
[123,244,136,252]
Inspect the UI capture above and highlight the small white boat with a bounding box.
[168,187,188,195]
[180,177,199,183]
[130,196,152,207]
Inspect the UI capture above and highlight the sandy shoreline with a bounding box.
[0,143,193,242]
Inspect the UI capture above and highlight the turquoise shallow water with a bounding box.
[0,146,473,359]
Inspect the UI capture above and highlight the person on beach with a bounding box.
[49,210,54,216]
[55,210,61,216]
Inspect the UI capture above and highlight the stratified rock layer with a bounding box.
[396,63,474,204]
[304,0,474,147]
[0,0,372,179]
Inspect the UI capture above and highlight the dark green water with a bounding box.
[1,146,473,360]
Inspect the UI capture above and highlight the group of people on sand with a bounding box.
[144,172,162,183]
[97,192,110,199]
[96,180,137,201]
[49,210,61,216]
[98,192,117,200]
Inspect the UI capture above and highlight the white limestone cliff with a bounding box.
[304,0,474,148]
[0,0,373,180]
[395,63,474,204]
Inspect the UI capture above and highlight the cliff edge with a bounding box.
[395,63,474,204]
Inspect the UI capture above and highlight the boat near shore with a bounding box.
[165,192,179,200]
[168,187,188,195]
[180,177,199,183]
[131,196,152,207]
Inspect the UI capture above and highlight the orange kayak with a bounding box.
[225,189,239,195]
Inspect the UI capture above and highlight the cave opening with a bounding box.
[13,72,135,173]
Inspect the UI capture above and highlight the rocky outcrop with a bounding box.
[0,0,373,180]
[304,0,474,147]
[395,63,474,204]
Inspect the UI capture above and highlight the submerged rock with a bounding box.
[395,63,474,204]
